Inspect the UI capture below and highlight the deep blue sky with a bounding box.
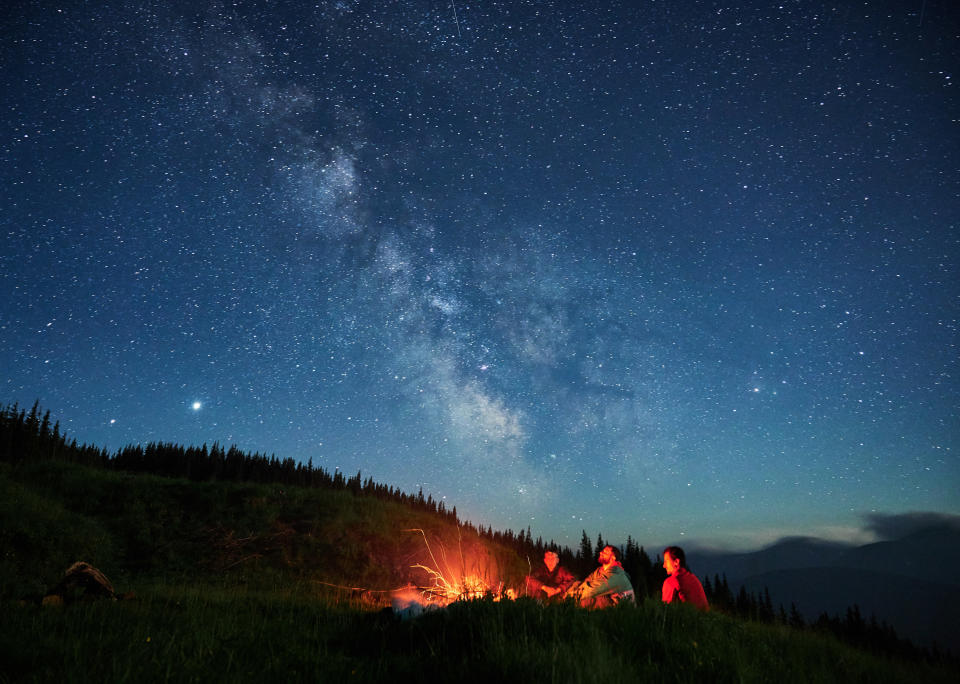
[3,1,957,550]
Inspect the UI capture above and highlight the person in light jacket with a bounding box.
[567,545,635,608]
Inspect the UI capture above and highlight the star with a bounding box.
[0,0,955,553]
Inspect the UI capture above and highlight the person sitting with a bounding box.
[526,551,576,601]
[661,545,709,611]
[566,545,635,608]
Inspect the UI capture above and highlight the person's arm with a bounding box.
[578,568,617,600]
[556,567,577,593]
[565,570,595,599]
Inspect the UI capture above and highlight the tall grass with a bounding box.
[2,585,955,683]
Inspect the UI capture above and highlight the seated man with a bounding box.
[661,545,709,611]
[526,551,577,601]
[566,545,635,608]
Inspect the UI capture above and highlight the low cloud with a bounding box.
[686,513,960,553]
[862,511,960,540]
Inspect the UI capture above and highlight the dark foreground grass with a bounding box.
[1,583,955,684]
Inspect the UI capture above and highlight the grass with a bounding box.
[2,584,956,683]
[0,460,525,596]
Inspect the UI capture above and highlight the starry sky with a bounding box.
[3,1,957,551]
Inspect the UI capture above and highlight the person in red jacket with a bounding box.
[661,545,709,611]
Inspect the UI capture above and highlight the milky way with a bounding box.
[2,1,957,549]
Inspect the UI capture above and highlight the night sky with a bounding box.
[3,1,957,550]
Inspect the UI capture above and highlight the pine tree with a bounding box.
[789,602,805,628]
[736,585,752,617]
[577,530,594,574]
[760,587,775,623]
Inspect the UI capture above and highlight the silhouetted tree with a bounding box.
[576,530,594,576]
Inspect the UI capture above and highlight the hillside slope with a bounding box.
[0,460,527,601]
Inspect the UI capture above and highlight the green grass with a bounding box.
[2,586,955,683]
[0,460,526,597]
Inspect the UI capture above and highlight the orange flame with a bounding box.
[403,528,513,605]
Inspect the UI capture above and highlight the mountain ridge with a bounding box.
[688,524,960,651]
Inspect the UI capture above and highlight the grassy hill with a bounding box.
[1,459,958,683]
[0,459,526,601]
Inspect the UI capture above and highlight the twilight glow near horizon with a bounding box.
[2,1,957,550]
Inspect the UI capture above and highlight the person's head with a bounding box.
[663,546,686,575]
[598,545,619,566]
[543,551,559,571]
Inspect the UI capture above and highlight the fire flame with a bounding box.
[402,528,514,605]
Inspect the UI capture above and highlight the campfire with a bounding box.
[394,529,515,615]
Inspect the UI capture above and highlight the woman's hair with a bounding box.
[664,545,687,569]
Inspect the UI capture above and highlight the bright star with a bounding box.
[191,401,202,411]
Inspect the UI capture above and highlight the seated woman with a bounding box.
[661,545,709,611]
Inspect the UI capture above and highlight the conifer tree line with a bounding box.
[0,401,948,662]
[698,574,941,662]
[0,401,458,521]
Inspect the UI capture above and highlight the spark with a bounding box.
[404,528,507,603]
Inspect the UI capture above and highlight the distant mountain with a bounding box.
[687,525,960,653]
[689,525,960,589]
[688,536,853,582]
[835,524,960,588]
[739,567,960,653]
